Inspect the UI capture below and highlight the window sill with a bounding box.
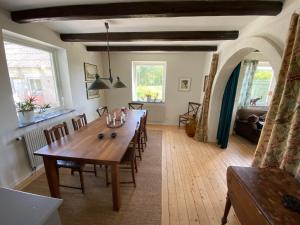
[18,109,75,128]
[133,101,165,104]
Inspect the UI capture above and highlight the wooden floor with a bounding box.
[148,125,256,225]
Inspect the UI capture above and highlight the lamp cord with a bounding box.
[105,22,113,83]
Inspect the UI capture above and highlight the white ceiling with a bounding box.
[0,0,273,47]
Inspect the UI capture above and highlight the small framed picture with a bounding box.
[86,82,100,99]
[203,75,209,92]
[178,78,191,91]
[84,63,97,81]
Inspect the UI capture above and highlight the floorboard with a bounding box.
[148,125,255,225]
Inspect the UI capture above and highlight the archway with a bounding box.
[208,37,283,142]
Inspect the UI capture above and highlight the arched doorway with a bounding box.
[208,37,282,143]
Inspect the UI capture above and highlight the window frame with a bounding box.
[131,61,167,103]
[3,34,64,109]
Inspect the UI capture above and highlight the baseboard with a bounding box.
[14,165,45,190]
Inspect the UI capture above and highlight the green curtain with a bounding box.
[238,60,259,108]
[217,63,241,149]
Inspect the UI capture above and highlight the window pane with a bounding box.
[4,41,60,108]
[133,62,166,102]
[249,64,273,107]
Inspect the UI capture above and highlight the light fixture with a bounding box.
[89,22,127,90]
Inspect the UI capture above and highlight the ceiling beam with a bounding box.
[86,45,218,52]
[61,31,239,42]
[11,1,283,23]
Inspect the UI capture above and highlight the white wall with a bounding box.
[207,0,300,142]
[102,52,208,125]
[0,7,105,188]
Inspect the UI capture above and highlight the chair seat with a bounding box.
[180,114,193,119]
[121,147,135,163]
[57,160,81,169]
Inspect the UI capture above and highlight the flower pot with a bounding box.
[146,96,152,102]
[185,117,197,137]
[18,110,34,124]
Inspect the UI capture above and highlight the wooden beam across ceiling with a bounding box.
[86,45,218,52]
[60,31,239,42]
[11,1,283,23]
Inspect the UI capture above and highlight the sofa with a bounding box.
[234,108,268,144]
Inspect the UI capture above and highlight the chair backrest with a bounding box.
[96,106,109,117]
[128,102,144,110]
[187,102,201,117]
[72,113,87,131]
[44,122,69,145]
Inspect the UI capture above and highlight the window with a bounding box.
[248,62,274,107]
[132,61,166,103]
[3,40,61,109]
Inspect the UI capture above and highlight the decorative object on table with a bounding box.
[86,82,100,99]
[203,75,208,92]
[179,102,201,127]
[98,133,104,139]
[88,22,127,90]
[178,78,191,91]
[84,63,98,81]
[110,132,117,139]
[185,115,197,137]
[106,111,126,128]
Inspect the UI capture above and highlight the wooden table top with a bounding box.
[34,109,145,164]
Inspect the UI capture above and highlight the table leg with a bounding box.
[43,157,60,198]
[221,193,232,225]
[111,163,121,211]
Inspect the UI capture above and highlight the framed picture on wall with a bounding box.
[84,63,97,81]
[203,75,209,92]
[86,82,100,99]
[178,78,191,91]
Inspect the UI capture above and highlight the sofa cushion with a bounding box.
[248,114,259,123]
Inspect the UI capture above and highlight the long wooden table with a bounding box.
[34,109,145,211]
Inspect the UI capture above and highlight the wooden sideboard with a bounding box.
[222,166,300,225]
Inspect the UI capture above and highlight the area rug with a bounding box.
[23,130,162,225]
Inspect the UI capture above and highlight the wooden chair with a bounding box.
[72,113,97,176]
[128,102,144,110]
[139,113,147,152]
[106,125,139,187]
[96,106,109,117]
[44,122,85,193]
[179,102,201,127]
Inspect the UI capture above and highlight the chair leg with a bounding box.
[94,164,97,176]
[134,157,138,173]
[79,170,85,194]
[105,165,109,187]
[131,161,136,187]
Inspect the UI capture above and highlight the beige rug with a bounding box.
[23,130,162,225]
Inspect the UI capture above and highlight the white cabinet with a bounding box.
[0,188,63,225]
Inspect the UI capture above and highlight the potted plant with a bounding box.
[16,97,37,123]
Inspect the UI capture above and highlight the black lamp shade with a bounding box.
[113,76,127,88]
[88,74,111,90]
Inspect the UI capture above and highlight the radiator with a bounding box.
[23,127,47,170]
[144,103,165,123]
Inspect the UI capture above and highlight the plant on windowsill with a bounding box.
[16,97,37,123]
[17,97,52,123]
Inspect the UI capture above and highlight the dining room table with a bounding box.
[34,109,146,211]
